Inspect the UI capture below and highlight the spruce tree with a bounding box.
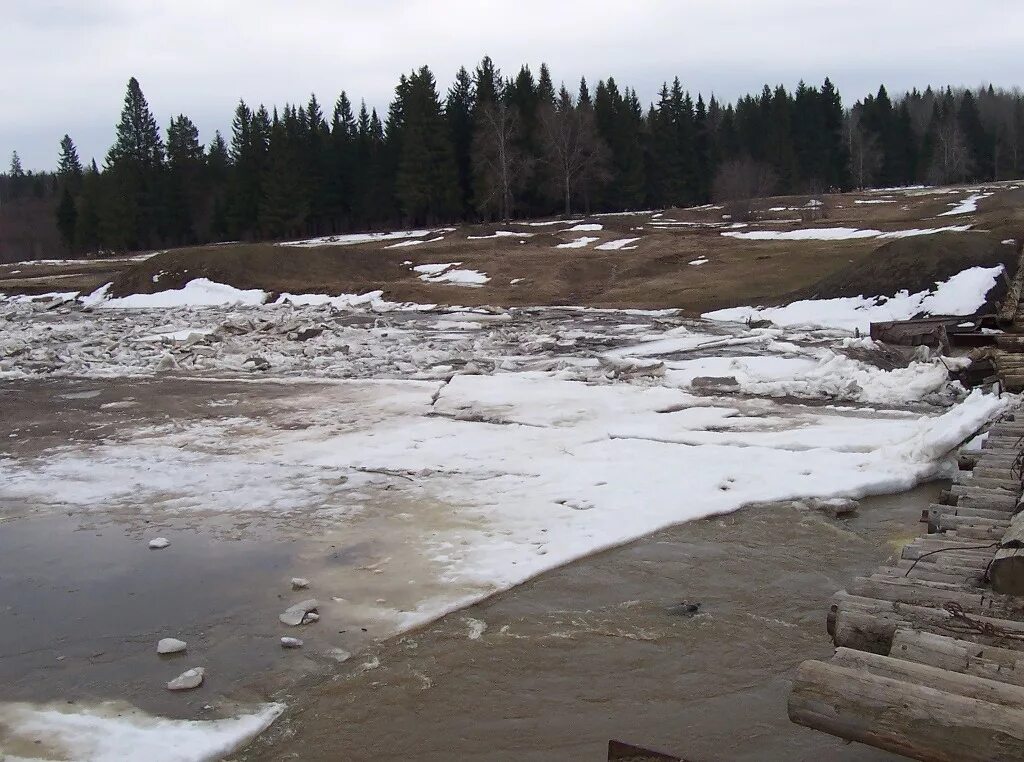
[446,67,476,217]
[104,77,165,249]
[165,114,205,243]
[57,135,84,192]
[394,66,460,224]
[8,151,25,199]
[56,187,78,250]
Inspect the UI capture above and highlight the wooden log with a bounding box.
[972,465,1023,479]
[957,493,1022,513]
[831,647,1024,707]
[990,512,1024,596]
[889,628,1024,686]
[984,436,1024,450]
[788,659,1024,761]
[927,514,1011,535]
[872,568,984,587]
[954,474,1022,491]
[924,504,1015,522]
[830,592,1024,653]
[846,577,1024,621]
[949,482,1019,498]
[946,486,1020,509]
[956,524,1013,541]
[893,558,988,580]
[959,453,1022,471]
[992,548,1024,596]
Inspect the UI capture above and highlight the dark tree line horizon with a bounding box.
[3,60,1024,255]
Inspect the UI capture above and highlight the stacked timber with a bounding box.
[789,415,1024,761]
[992,249,1024,392]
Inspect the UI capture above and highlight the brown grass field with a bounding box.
[2,182,1022,314]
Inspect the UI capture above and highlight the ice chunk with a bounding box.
[166,667,204,691]
[157,638,187,655]
[279,599,319,626]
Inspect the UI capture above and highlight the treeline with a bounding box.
[4,60,1024,254]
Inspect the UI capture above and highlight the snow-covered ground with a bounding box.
[0,266,1011,760]
[722,224,972,241]
[705,265,1003,333]
[0,702,283,762]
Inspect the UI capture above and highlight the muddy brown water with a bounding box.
[1,379,938,760]
[238,488,938,762]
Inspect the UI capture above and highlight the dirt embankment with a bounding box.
[792,234,1020,304]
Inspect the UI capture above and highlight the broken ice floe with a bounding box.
[166,666,205,691]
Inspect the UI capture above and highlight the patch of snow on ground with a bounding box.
[556,237,601,249]
[722,225,971,241]
[416,264,490,286]
[595,238,642,251]
[466,231,536,240]
[689,258,709,266]
[938,193,992,216]
[386,236,445,248]
[704,265,1002,333]
[563,223,603,232]
[95,279,268,309]
[0,701,284,762]
[280,229,447,247]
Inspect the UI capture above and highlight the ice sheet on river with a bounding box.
[0,276,1011,760]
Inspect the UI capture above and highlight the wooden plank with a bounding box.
[789,660,1024,761]
[889,628,1024,687]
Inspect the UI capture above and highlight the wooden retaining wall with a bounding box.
[788,416,1024,761]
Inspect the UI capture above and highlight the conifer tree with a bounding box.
[446,67,476,217]
[103,77,165,249]
[8,151,25,199]
[56,186,77,250]
[165,114,205,243]
[57,135,84,192]
[393,66,460,224]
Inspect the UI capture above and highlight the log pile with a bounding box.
[971,249,1024,391]
[789,416,1024,761]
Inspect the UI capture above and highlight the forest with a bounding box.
[2,57,1023,255]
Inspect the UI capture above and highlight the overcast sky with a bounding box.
[4,0,1023,171]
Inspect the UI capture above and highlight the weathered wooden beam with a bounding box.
[990,512,1024,596]
[945,486,1019,509]
[831,647,1024,707]
[830,592,1024,653]
[924,504,1015,522]
[889,628,1024,687]
[953,474,1022,492]
[846,577,1024,621]
[789,659,1024,761]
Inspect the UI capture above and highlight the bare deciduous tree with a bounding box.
[929,113,972,185]
[538,88,608,216]
[711,157,776,222]
[844,110,882,189]
[471,100,528,222]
